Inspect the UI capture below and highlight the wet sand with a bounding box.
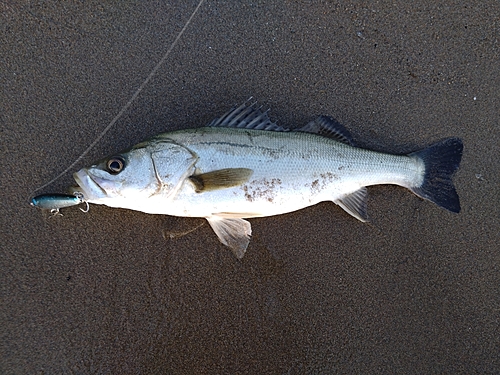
[2,1,499,373]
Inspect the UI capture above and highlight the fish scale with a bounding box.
[164,127,421,217]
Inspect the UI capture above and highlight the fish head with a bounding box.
[73,139,198,210]
[73,146,159,204]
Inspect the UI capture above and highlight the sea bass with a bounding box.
[73,103,463,258]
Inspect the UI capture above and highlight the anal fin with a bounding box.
[206,216,252,259]
[334,187,368,222]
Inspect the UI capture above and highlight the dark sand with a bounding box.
[2,1,499,373]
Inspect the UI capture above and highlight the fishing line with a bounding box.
[30,0,205,197]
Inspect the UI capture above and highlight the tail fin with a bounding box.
[409,137,463,213]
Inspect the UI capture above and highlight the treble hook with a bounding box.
[73,192,89,213]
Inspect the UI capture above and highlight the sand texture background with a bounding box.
[1,1,499,373]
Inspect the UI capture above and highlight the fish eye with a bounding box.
[106,157,125,174]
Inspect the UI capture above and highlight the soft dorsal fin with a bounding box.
[298,116,354,145]
[188,168,253,193]
[334,187,368,222]
[208,102,289,132]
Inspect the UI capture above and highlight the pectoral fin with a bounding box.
[206,216,252,259]
[189,168,253,193]
[334,187,369,222]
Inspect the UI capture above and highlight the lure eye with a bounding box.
[106,157,125,174]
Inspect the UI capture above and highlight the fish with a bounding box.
[72,102,463,258]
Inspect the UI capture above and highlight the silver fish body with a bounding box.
[73,103,463,258]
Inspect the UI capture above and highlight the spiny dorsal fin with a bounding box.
[206,216,252,259]
[208,102,289,132]
[298,116,354,145]
[334,187,368,222]
[188,168,253,193]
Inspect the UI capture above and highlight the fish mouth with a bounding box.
[73,169,108,202]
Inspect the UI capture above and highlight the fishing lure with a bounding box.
[31,192,88,215]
